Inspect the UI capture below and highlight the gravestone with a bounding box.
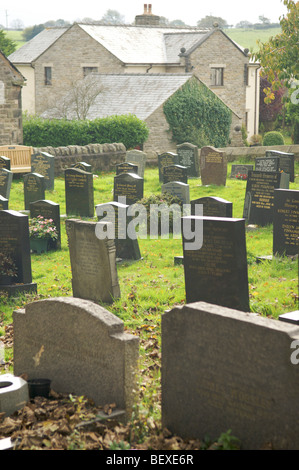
[230,164,253,179]
[182,216,249,312]
[162,164,188,184]
[0,210,37,296]
[162,181,190,205]
[200,146,227,186]
[0,195,8,210]
[177,142,199,177]
[31,152,55,191]
[113,172,144,206]
[273,189,299,256]
[95,201,141,260]
[0,168,13,199]
[191,196,232,218]
[0,156,11,171]
[72,161,92,173]
[116,162,138,176]
[65,218,120,303]
[30,199,61,250]
[65,168,94,217]
[24,173,45,211]
[158,152,179,182]
[162,301,299,449]
[243,170,290,226]
[255,156,280,172]
[125,149,147,178]
[266,150,295,182]
[13,297,139,421]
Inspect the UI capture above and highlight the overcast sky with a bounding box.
[1,0,288,28]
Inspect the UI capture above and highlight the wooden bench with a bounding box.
[0,145,33,173]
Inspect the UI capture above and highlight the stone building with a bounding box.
[0,51,25,144]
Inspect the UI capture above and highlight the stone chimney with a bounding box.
[135,4,160,26]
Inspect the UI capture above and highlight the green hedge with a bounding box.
[262,131,285,146]
[23,114,149,150]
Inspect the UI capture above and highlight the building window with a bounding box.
[44,67,52,85]
[211,67,224,86]
[83,67,98,77]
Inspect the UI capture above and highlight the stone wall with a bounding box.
[218,144,299,162]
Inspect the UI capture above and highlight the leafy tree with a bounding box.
[0,30,16,55]
[100,9,125,24]
[197,15,228,29]
[259,75,286,124]
[22,24,45,41]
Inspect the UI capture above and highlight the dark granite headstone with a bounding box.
[200,146,227,186]
[177,142,199,177]
[266,150,295,182]
[158,152,179,182]
[30,199,61,250]
[255,156,280,173]
[243,170,290,226]
[0,195,8,210]
[24,173,45,211]
[31,152,55,191]
[162,181,190,205]
[95,201,141,260]
[113,173,144,206]
[162,164,188,184]
[273,189,299,256]
[0,210,37,295]
[191,196,232,218]
[0,168,13,199]
[65,168,94,217]
[230,164,253,179]
[182,216,249,312]
[72,161,92,173]
[116,162,138,176]
[0,156,11,171]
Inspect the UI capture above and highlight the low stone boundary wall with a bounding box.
[218,144,299,162]
[33,143,126,176]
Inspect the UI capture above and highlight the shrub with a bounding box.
[262,131,285,146]
[135,193,183,235]
[293,116,299,144]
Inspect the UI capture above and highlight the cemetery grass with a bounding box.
[0,162,298,450]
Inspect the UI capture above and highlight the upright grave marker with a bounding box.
[125,149,146,178]
[65,168,94,217]
[113,173,144,206]
[0,168,13,199]
[24,173,45,211]
[230,164,253,179]
[182,216,249,312]
[31,152,55,191]
[30,199,61,250]
[273,189,299,256]
[72,161,92,173]
[66,218,120,303]
[255,156,280,173]
[243,170,289,226]
[158,152,179,182]
[116,162,138,176]
[191,196,232,218]
[162,181,190,205]
[200,146,227,186]
[266,150,295,182]
[0,195,8,210]
[0,156,11,171]
[162,164,188,184]
[177,142,199,177]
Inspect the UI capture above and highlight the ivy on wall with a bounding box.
[163,78,232,148]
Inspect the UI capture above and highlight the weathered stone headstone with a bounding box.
[0,195,8,210]
[95,201,141,260]
[162,301,299,450]
[30,199,61,250]
[65,168,94,217]
[13,297,139,421]
[24,173,45,211]
[230,164,253,179]
[162,181,190,205]
[177,142,199,177]
[255,156,280,173]
[273,189,299,256]
[266,150,295,182]
[113,172,144,205]
[116,162,138,176]
[31,152,55,191]
[200,146,227,186]
[125,149,147,178]
[66,218,120,303]
[0,156,11,171]
[0,168,13,199]
[182,216,249,311]
[191,196,232,218]
[243,170,290,226]
[158,152,179,182]
[72,161,92,173]
[0,210,37,295]
[162,164,188,184]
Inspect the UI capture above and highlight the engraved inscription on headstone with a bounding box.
[116,162,138,176]
[255,157,280,173]
[158,152,179,182]
[24,173,45,211]
[266,150,295,182]
[113,173,144,205]
[200,146,227,186]
[72,161,92,173]
[273,189,299,256]
[31,152,55,191]
[0,156,11,171]
[191,196,232,218]
[177,142,199,177]
[162,164,188,184]
[65,168,94,217]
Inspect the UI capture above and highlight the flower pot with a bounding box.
[30,238,49,254]
[27,378,51,399]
